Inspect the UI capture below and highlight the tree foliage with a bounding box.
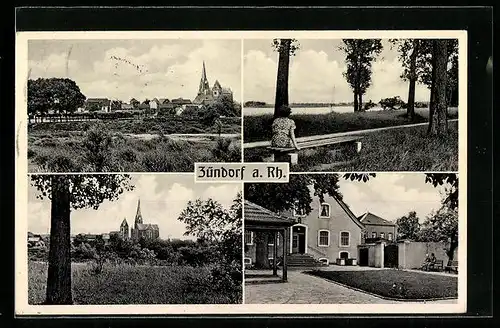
[425,173,458,210]
[395,211,421,240]
[28,78,86,116]
[31,174,134,210]
[340,39,383,112]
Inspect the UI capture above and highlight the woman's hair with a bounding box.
[276,105,292,117]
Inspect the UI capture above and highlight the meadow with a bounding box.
[28,117,242,172]
[244,121,458,172]
[29,261,242,304]
[243,107,458,143]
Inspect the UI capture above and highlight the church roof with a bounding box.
[221,87,232,95]
[358,212,396,226]
[136,223,159,231]
[120,218,128,226]
[213,80,222,89]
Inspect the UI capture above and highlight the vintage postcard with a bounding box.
[15,30,466,315]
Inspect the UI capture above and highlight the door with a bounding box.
[298,233,306,253]
[292,233,299,253]
[384,244,399,268]
[359,248,369,266]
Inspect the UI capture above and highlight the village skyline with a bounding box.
[28,39,242,102]
[27,175,242,238]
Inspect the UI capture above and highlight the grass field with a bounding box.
[28,128,241,173]
[244,120,458,172]
[29,116,242,135]
[307,269,457,300]
[29,261,242,304]
[243,108,458,143]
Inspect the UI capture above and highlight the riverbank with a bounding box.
[243,108,458,143]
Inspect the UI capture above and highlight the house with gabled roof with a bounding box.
[358,212,397,242]
[245,186,365,267]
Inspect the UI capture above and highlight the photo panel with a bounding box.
[242,172,465,313]
[23,36,243,173]
[17,173,243,314]
[243,36,464,173]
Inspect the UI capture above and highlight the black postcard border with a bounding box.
[1,5,494,327]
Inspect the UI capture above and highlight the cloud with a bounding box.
[244,46,431,104]
[339,174,443,223]
[28,40,241,103]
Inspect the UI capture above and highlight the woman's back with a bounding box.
[271,117,296,148]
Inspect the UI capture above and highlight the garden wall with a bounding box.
[397,241,458,269]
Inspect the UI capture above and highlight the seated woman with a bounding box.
[271,105,300,150]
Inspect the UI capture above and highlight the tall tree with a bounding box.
[424,173,458,210]
[390,39,423,121]
[395,211,421,240]
[28,78,86,116]
[272,39,300,117]
[340,39,383,112]
[428,40,449,135]
[30,174,134,304]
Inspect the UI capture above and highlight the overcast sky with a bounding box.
[338,173,450,223]
[28,175,242,239]
[244,39,431,104]
[28,39,241,103]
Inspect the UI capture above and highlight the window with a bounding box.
[388,233,393,241]
[380,232,385,239]
[371,232,377,238]
[339,251,349,259]
[268,233,280,246]
[293,201,306,217]
[244,258,252,265]
[244,231,253,245]
[318,230,330,247]
[340,231,350,247]
[319,203,330,218]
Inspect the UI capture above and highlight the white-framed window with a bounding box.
[371,232,377,238]
[380,232,385,239]
[244,231,254,245]
[388,233,393,241]
[318,230,330,247]
[340,231,350,247]
[319,203,331,218]
[339,251,350,259]
[293,201,306,217]
[244,258,252,265]
[268,233,280,246]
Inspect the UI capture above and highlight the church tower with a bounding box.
[120,218,129,240]
[135,199,143,227]
[197,61,211,96]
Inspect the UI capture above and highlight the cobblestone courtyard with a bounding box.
[244,268,458,304]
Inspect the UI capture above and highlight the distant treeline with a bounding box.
[244,100,430,109]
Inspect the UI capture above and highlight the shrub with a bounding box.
[211,138,241,162]
[82,122,113,171]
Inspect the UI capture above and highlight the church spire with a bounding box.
[135,199,143,225]
[198,61,211,96]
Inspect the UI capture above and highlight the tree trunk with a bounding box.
[407,39,419,121]
[254,232,270,269]
[358,92,363,112]
[353,90,358,112]
[274,39,291,118]
[428,40,449,136]
[447,240,458,262]
[46,176,73,304]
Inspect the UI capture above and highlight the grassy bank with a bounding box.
[244,121,458,171]
[29,116,242,135]
[29,261,242,304]
[243,108,458,143]
[307,269,457,300]
[28,131,241,172]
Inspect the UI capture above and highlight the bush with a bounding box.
[82,122,114,171]
[211,138,241,162]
